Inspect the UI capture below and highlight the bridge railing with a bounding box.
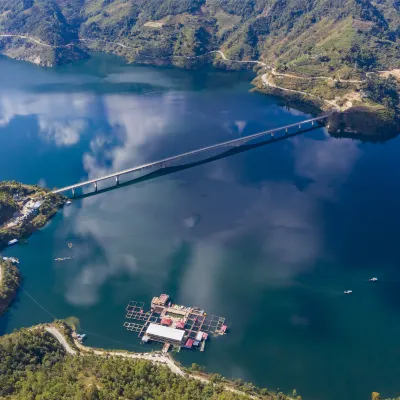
[53,114,331,195]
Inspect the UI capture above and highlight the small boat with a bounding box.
[66,201,72,206]
[7,239,18,246]
[67,242,73,249]
[344,290,353,294]
[55,256,74,262]
[76,333,86,343]
[369,277,378,282]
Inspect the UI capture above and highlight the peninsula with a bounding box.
[0,181,66,250]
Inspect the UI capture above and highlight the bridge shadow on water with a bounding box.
[74,125,321,200]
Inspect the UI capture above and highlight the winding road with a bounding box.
[0,32,373,111]
[44,325,260,399]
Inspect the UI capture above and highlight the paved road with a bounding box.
[0,32,389,85]
[261,72,340,111]
[45,325,260,398]
[52,113,328,194]
[45,327,77,355]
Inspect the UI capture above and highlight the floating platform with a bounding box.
[123,294,227,353]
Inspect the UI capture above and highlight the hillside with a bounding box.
[0,0,399,121]
[0,259,21,316]
[0,327,288,400]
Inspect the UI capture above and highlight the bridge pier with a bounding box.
[52,115,330,197]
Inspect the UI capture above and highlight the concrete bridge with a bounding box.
[52,114,331,196]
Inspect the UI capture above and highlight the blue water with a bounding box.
[0,53,399,400]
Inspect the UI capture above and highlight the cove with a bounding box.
[1,53,400,400]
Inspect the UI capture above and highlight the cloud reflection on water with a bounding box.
[0,91,93,146]
[60,99,362,308]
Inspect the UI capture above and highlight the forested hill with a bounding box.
[0,0,399,124]
[0,0,399,73]
[0,327,286,399]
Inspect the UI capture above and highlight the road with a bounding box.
[45,326,77,355]
[44,325,260,399]
[261,72,340,111]
[0,32,383,85]
[0,32,393,80]
[52,113,329,194]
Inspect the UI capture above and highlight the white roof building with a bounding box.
[145,323,185,344]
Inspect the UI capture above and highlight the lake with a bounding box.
[1,53,400,400]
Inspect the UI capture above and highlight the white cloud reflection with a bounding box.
[61,125,361,306]
[39,119,86,147]
[0,73,361,307]
[0,91,93,145]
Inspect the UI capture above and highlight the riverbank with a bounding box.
[0,258,21,316]
[253,74,400,141]
[0,322,295,400]
[1,33,398,138]
[0,181,66,251]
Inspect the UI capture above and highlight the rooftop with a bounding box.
[146,323,185,342]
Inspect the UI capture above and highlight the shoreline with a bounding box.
[1,32,399,137]
[40,322,284,400]
[0,258,21,316]
[0,182,66,251]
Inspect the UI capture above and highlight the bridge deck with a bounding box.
[52,115,329,194]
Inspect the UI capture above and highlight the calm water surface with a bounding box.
[1,53,400,400]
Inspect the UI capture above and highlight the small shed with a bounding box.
[161,318,172,326]
[185,339,194,348]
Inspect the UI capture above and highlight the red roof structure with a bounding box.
[202,333,208,340]
[220,325,227,333]
[185,339,194,348]
[159,294,169,303]
[161,318,172,326]
[175,320,185,329]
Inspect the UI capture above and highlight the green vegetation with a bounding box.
[0,181,66,249]
[0,259,21,315]
[362,75,399,110]
[0,327,290,399]
[0,0,399,116]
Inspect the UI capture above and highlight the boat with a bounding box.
[7,239,18,246]
[76,333,86,343]
[344,290,353,294]
[67,242,73,249]
[55,257,74,262]
[369,277,378,282]
[66,201,72,206]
